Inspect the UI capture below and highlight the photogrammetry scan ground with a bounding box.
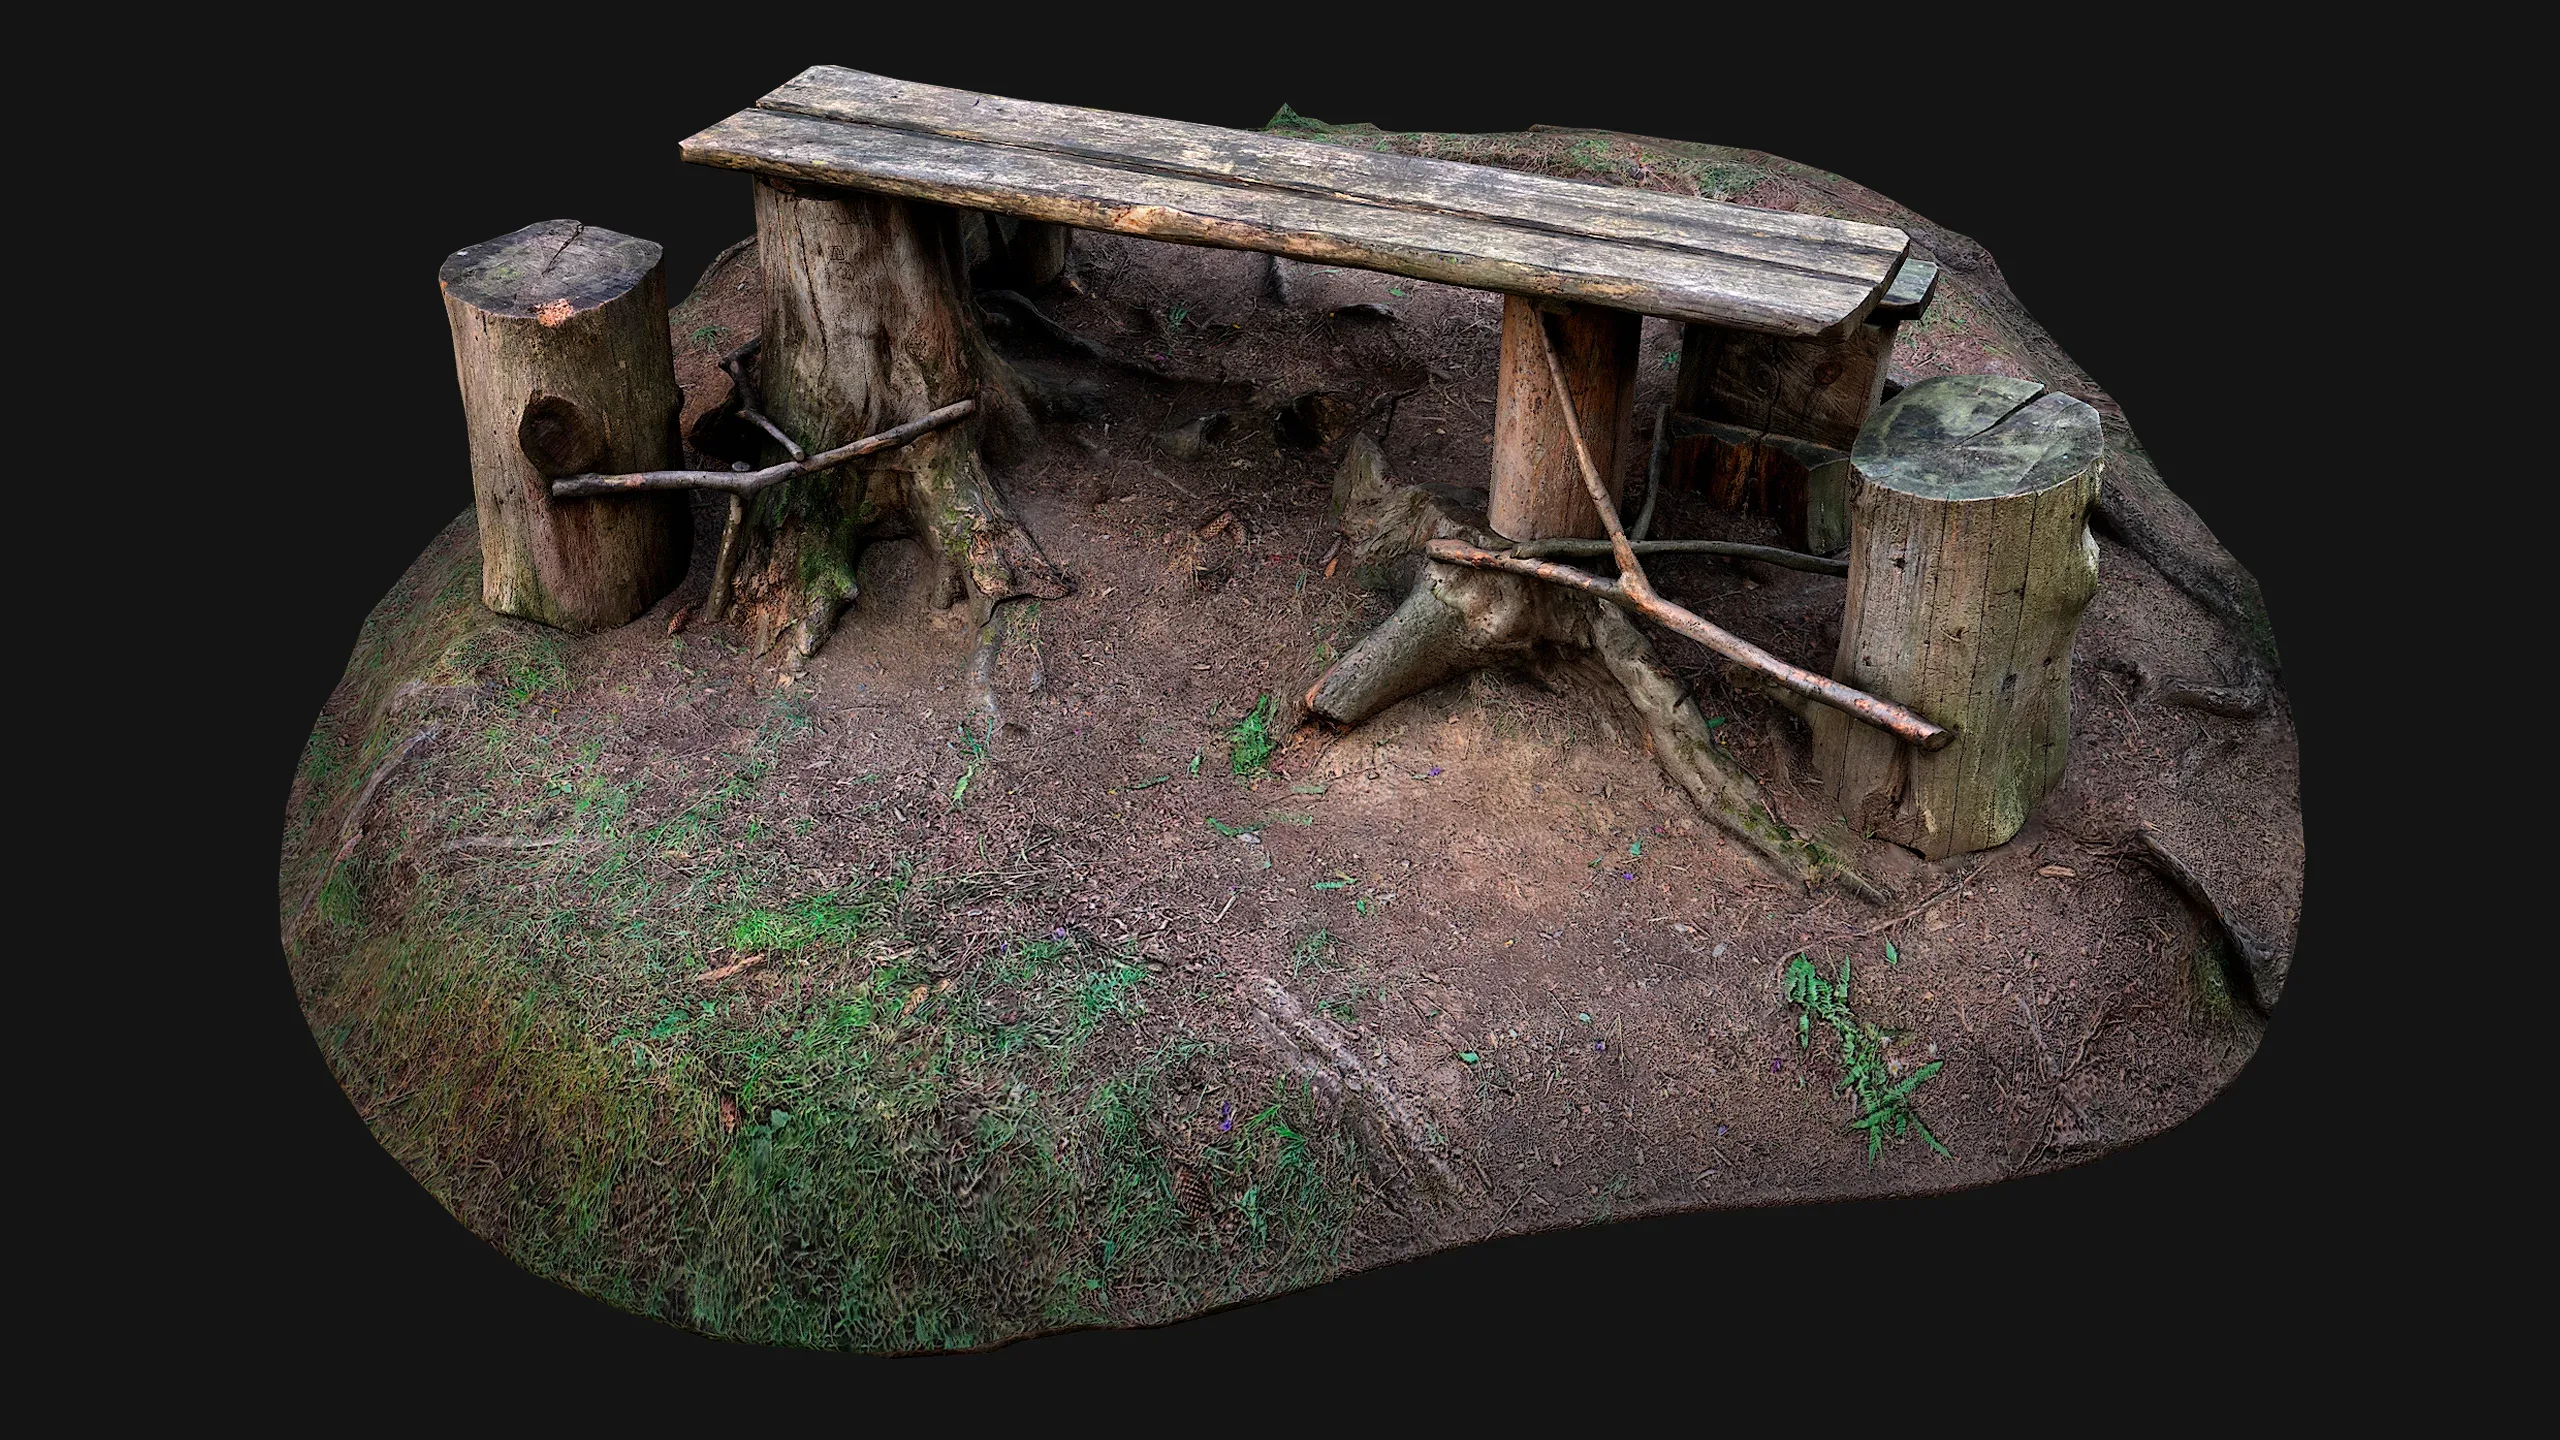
[280,116,2301,1352]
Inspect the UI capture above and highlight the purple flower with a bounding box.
[1427,766,1443,777]
[1769,1057,1784,1073]
[1053,927,1068,939]
[1218,1101,1234,1132]
[1621,872,1635,881]
[1594,1041,1606,1052]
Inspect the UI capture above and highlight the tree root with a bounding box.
[1303,434,1883,900]
[2132,825,2285,1014]
[285,725,442,951]
[1241,973,1460,1204]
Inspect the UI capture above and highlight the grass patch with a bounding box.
[1226,695,1277,777]
[1783,954,1948,1163]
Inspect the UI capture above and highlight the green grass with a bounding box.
[1226,695,1278,777]
[290,561,1363,1349]
[1783,953,1948,1163]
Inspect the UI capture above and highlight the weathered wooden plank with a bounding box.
[684,108,1887,336]
[1874,254,1940,317]
[757,66,1907,288]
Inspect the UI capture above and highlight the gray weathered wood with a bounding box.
[682,69,1910,336]
[1874,254,1939,318]
[1812,375,2105,860]
[720,180,1065,662]
[439,220,689,632]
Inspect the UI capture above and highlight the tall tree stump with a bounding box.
[722,178,1065,662]
[1489,297,1640,540]
[439,220,690,631]
[1812,375,2103,860]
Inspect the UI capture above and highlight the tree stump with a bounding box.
[1812,375,2104,860]
[439,220,690,631]
[720,178,1066,664]
[1489,297,1640,540]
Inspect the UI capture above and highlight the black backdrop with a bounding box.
[214,26,2362,1371]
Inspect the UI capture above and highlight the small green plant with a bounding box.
[1289,928,1340,976]
[1226,696,1278,777]
[1783,953,1947,1163]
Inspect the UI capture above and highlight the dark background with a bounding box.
[199,23,2381,1370]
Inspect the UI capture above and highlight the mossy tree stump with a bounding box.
[1813,375,2103,860]
[723,177,1065,662]
[439,220,690,631]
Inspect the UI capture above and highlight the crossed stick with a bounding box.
[1424,311,1951,751]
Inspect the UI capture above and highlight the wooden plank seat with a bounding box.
[682,66,1912,340]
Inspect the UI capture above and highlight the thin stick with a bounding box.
[548,400,977,499]
[1632,401,1671,542]
[722,354,805,463]
[1508,537,1847,576]
[1427,540,1949,750]
[1528,311,1648,598]
[703,495,747,623]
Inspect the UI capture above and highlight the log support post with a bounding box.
[1490,296,1641,541]
[1668,255,1939,554]
[439,220,691,631]
[1813,374,2103,860]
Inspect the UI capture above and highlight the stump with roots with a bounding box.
[1307,434,1878,898]
[707,177,1069,717]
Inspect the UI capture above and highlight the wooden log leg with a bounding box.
[1489,297,1640,541]
[439,220,690,631]
[1812,376,2104,860]
[726,178,1066,665]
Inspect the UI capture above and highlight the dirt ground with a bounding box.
[280,122,2302,1351]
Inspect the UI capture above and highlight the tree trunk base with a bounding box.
[1303,435,1881,899]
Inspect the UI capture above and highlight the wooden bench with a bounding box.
[679,66,1918,546]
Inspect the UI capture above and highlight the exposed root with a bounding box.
[2159,677,2269,719]
[2132,825,2285,1014]
[286,725,442,950]
[1303,434,1884,900]
[1241,973,1460,1203]
[1586,604,1884,901]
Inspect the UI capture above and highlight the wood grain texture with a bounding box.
[681,69,1910,336]
[1489,298,1640,541]
[1663,414,1851,555]
[1811,376,2105,860]
[438,220,689,632]
[1673,313,1896,452]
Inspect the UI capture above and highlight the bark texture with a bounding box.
[439,220,689,631]
[724,178,1065,662]
[1489,298,1640,541]
[1813,376,2104,860]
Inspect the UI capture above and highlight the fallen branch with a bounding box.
[2159,679,2268,719]
[979,288,1181,378]
[1444,312,1945,751]
[1507,536,1847,575]
[693,952,770,984]
[548,400,978,499]
[1428,539,1944,749]
[1632,400,1670,542]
